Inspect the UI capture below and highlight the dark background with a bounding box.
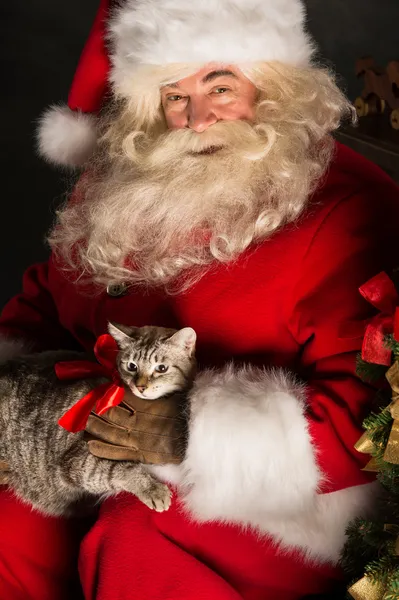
[1,0,399,308]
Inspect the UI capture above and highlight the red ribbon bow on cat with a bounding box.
[359,271,399,366]
[57,334,125,433]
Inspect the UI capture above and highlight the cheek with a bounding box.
[163,109,187,129]
[150,376,168,390]
[151,372,174,388]
[217,84,257,122]
[215,96,256,122]
[120,370,134,386]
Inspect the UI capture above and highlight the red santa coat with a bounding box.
[0,142,399,600]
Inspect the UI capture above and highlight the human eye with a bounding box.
[213,87,230,95]
[167,94,185,102]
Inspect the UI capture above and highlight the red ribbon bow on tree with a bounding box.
[57,334,125,433]
[359,272,399,366]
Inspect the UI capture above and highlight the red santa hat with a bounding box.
[37,0,315,168]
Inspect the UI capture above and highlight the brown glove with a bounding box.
[0,459,10,485]
[85,389,187,464]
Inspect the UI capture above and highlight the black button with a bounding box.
[106,282,128,297]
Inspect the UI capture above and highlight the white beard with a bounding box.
[50,119,333,291]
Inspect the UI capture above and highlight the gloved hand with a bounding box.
[0,459,10,485]
[85,389,187,464]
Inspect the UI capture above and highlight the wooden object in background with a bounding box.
[354,56,399,130]
[387,61,399,130]
[335,56,399,183]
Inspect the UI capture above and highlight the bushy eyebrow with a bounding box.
[163,70,238,90]
[202,70,238,83]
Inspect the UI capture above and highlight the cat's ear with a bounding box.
[168,327,197,355]
[108,322,138,347]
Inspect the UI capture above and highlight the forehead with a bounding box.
[164,64,251,89]
[128,338,166,361]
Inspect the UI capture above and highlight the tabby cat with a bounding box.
[0,324,196,516]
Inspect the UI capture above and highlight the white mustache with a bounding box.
[145,119,269,165]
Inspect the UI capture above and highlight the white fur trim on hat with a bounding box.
[37,105,98,168]
[109,0,315,97]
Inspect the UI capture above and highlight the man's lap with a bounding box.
[0,487,85,600]
[0,486,344,600]
[79,492,343,600]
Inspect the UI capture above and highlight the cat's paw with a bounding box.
[138,483,172,512]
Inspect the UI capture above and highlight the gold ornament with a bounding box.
[382,525,399,554]
[383,362,399,464]
[383,523,398,533]
[355,429,380,471]
[348,575,387,600]
[349,361,399,600]
[354,361,399,467]
[355,431,380,471]
[362,457,380,472]
[355,431,377,454]
[386,361,399,394]
[383,419,399,464]
[390,397,399,420]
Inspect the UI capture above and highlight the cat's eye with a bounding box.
[127,362,138,372]
[155,364,168,373]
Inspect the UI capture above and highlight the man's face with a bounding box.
[160,64,257,132]
[53,62,341,289]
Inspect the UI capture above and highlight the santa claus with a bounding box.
[1,0,399,599]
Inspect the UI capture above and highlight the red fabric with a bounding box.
[0,261,77,352]
[359,271,399,314]
[1,143,399,598]
[68,0,110,114]
[57,334,125,432]
[359,271,399,365]
[0,489,87,600]
[79,494,341,600]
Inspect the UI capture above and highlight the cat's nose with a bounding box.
[136,385,146,393]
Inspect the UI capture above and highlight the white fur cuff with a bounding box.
[180,365,319,521]
[151,365,378,563]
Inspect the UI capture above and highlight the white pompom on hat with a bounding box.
[37,0,315,168]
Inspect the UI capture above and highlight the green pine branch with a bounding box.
[341,519,389,577]
[378,465,399,497]
[363,408,393,432]
[384,571,399,600]
[356,355,388,383]
[386,335,399,360]
[342,283,399,596]
[365,555,397,584]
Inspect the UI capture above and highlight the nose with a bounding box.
[136,385,146,393]
[187,98,217,132]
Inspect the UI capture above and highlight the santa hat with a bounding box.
[37,0,315,168]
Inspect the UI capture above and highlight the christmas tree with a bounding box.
[340,271,399,600]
